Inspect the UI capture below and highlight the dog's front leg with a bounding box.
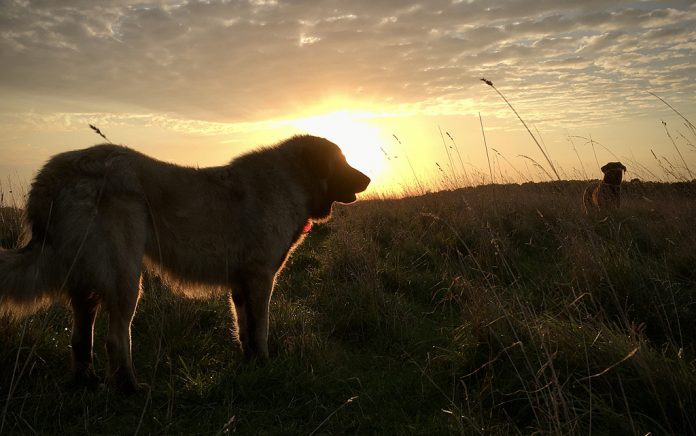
[234,272,274,360]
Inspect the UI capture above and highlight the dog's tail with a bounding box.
[0,241,59,318]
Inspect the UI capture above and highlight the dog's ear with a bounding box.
[619,162,627,172]
[302,140,334,179]
[600,163,610,173]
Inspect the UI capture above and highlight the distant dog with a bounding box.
[583,162,627,213]
[0,135,370,393]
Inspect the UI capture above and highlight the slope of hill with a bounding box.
[1,181,695,434]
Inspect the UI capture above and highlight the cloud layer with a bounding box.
[2,0,695,125]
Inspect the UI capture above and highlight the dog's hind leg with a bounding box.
[69,292,101,389]
[234,272,274,360]
[104,277,142,393]
[96,199,148,393]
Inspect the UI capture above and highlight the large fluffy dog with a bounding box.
[582,162,626,213]
[0,135,370,392]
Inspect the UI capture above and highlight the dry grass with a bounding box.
[1,179,695,434]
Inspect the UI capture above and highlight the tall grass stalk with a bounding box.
[308,396,359,436]
[569,135,621,162]
[589,135,600,171]
[649,91,696,134]
[651,149,681,180]
[567,136,588,180]
[478,112,494,184]
[392,134,425,195]
[662,120,694,179]
[679,131,696,152]
[445,131,472,187]
[481,78,561,180]
[518,154,554,180]
[438,126,459,187]
[89,124,113,143]
[491,148,530,182]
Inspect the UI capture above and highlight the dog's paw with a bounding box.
[68,370,104,392]
[115,380,151,395]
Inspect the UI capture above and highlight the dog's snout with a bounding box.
[351,168,371,193]
[358,171,370,191]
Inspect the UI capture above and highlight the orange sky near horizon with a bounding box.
[1,1,695,197]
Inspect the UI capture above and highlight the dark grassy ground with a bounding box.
[1,180,695,435]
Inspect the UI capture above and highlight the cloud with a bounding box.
[0,0,694,130]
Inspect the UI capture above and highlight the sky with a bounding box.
[1,0,695,196]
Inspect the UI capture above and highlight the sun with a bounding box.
[291,110,386,180]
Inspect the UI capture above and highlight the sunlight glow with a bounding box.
[291,111,386,179]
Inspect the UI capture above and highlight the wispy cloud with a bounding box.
[1,0,694,127]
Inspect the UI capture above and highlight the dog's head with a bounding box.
[600,161,626,185]
[298,135,371,219]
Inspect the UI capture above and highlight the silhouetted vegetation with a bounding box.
[2,180,695,434]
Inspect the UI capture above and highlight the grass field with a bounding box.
[1,179,696,435]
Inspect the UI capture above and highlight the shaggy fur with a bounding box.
[583,162,627,213]
[0,135,370,393]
